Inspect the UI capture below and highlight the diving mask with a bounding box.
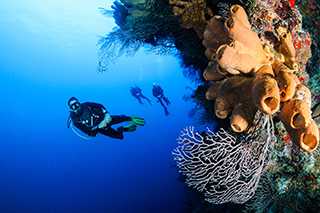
[70,102,80,110]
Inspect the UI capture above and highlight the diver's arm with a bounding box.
[97,113,112,129]
[83,102,111,130]
[91,113,112,131]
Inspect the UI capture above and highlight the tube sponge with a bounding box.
[252,65,280,115]
[202,4,319,152]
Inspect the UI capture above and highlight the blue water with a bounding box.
[0,1,197,212]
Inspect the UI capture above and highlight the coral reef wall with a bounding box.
[101,0,320,211]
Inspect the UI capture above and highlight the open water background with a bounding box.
[0,0,198,212]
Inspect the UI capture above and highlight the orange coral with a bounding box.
[202,5,319,152]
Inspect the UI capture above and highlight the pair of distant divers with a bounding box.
[130,83,171,116]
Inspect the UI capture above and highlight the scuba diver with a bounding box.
[67,97,145,140]
[130,85,153,105]
[152,83,171,116]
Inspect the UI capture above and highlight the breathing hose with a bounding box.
[70,122,92,140]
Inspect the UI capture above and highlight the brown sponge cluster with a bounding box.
[202,5,319,152]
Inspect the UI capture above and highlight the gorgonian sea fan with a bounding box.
[173,112,276,204]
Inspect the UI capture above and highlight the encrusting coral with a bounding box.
[202,4,319,152]
[169,0,213,39]
[121,0,151,23]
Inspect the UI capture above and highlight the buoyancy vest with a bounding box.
[71,103,105,132]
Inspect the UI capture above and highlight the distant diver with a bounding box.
[152,83,171,116]
[67,97,145,140]
[130,85,153,105]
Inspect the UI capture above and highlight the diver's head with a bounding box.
[68,97,82,114]
[153,83,156,87]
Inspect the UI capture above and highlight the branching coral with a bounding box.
[173,112,276,204]
[98,0,181,71]
[202,4,319,152]
[98,0,208,77]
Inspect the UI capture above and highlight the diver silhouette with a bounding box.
[130,85,153,105]
[152,83,171,116]
[67,97,145,139]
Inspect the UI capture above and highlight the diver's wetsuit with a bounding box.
[130,86,152,105]
[152,85,170,115]
[69,102,129,139]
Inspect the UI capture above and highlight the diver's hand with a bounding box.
[91,125,99,131]
[97,113,112,129]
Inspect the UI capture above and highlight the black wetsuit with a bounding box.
[130,86,152,105]
[152,85,163,98]
[131,87,142,97]
[152,85,170,116]
[69,102,129,139]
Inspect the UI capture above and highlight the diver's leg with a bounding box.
[162,95,171,105]
[164,107,170,116]
[110,115,131,125]
[137,97,143,105]
[140,94,153,105]
[160,94,170,105]
[158,98,166,108]
[158,99,170,116]
[99,127,124,139]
